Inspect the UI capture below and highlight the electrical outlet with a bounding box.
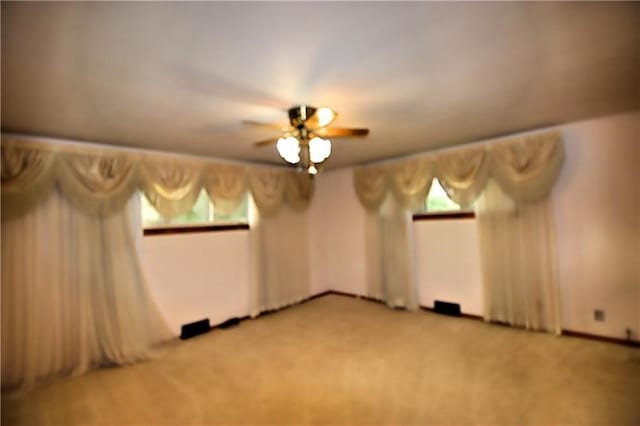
[594,310,605,322]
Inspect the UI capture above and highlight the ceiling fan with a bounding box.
[244,105,369,175]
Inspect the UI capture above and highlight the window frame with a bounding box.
[143,223,249,236]
[412,211,475,221]
[140,190,250,235]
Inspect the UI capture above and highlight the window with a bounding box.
[414,179,475,221]
[425,179,459,212]
[141,189,249,229]
[423,178,474,214]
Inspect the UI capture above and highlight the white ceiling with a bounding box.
[2,2,638,169]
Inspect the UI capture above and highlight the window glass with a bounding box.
[213,195,249,223]
[141,189,248,228]
[424,178,469,212]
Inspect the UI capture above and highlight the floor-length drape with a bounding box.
[248,169,312,316]
[249,198,310,316]
[1,189,174,392]
[364,194,418,309]
[355,163,423,310]
[476,180,561,333]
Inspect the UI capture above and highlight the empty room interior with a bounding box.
[1,2,639,425]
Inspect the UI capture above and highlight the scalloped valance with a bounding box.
[140,159,204,220]
[58,152,140,216]
[436,146,490,208]
[353,130,565,211]
[1,144,58,220]
[490,131,565,203]
[353,165,390,211]
[204,163,248,216]
[389,157,434,211]
[1,136,315,220]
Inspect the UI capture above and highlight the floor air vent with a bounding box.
[218,317,241,329]
[433,300,462,317]
[180,318,211,339]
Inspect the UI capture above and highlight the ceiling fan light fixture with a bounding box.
[276,136,300,164]
[248,104,368,175]
[309,137,331,164]
[314,107,337,127]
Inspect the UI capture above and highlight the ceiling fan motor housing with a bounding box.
[288,105,316,128]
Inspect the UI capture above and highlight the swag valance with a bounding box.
[353,131,564,210]
[1,137,314,220]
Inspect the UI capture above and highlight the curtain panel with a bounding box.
[1,189,174,392]
[351,131,565,331]
[247,170,314,316]
[364,194,418,309]
[1,135,316,391]
[476,181,562,333]
[355,164,421,309]
[249,201,311,316]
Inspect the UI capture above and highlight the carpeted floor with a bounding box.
[3,294,640,425]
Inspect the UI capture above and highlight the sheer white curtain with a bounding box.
[475,133,564,333]
[476,181,561,333]
[1,137,324,391]
[248,169,312,316]
[1,189,173,392]
[249,202,311,316]
[355,161,431,309]
[1,140,177,392]
[364,194,418,309]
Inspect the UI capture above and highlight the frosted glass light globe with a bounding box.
[309,137,331,164]
[314,108,337,127]
[276,136,300,164]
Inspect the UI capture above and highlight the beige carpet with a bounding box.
[3,294,640,425]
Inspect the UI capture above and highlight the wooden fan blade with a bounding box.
[315,127,369,138]
[253,137,281,147]
[242,120,292,132]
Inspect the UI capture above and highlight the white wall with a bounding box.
[308,168,368,296]
[142,230,251,335]
[413,219,483,316]
[554,112,639,339]
[142,192,331,335]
